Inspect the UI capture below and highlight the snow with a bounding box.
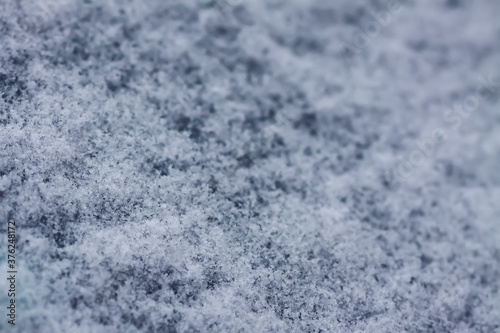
[0,0,499,332]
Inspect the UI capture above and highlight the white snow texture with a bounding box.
[0,0,500,332]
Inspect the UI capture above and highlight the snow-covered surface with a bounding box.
[1,0,499,332]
